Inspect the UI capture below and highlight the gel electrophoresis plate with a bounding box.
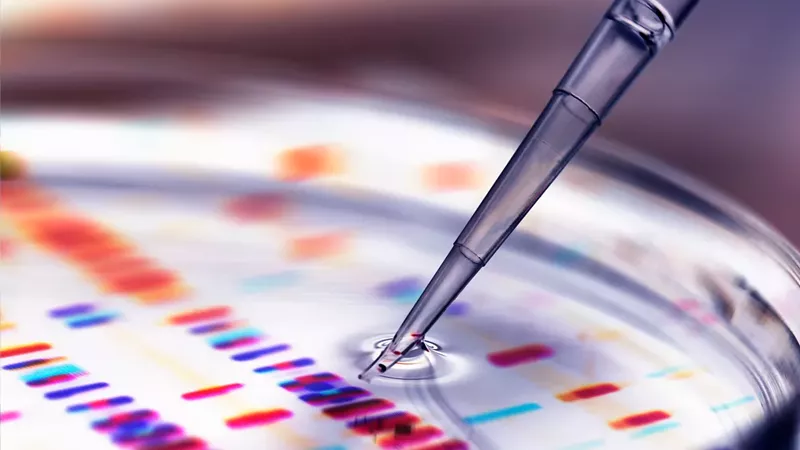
[0,98,784,450]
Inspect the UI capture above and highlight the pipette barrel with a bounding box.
[457,0,700,264]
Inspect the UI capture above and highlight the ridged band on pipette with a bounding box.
[609,0,676,50]
[456,243,485,266]
[551,89,602,124]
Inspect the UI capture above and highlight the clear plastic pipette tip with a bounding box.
[358,245,481,381]
[358,0,697,382]
[357,349,393,382]
[358,337,423,382]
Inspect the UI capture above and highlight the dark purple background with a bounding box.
[6,0,799,244]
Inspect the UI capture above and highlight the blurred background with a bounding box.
[3,0,799,244]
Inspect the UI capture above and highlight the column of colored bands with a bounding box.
[166,307,296,430]
[0,341,209,449]
[279,372,465,449]
[0,310,24,423]
[1,183,187,304]
[487,346,681,441]
[166,305,469,450]
[49,303,118,329]
[166,307,273,355]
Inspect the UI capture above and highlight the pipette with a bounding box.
[359,0,701,381]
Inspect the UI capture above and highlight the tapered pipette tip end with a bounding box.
[358,338,420,382]
[358,349,394,383]
[357,362,387,383]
